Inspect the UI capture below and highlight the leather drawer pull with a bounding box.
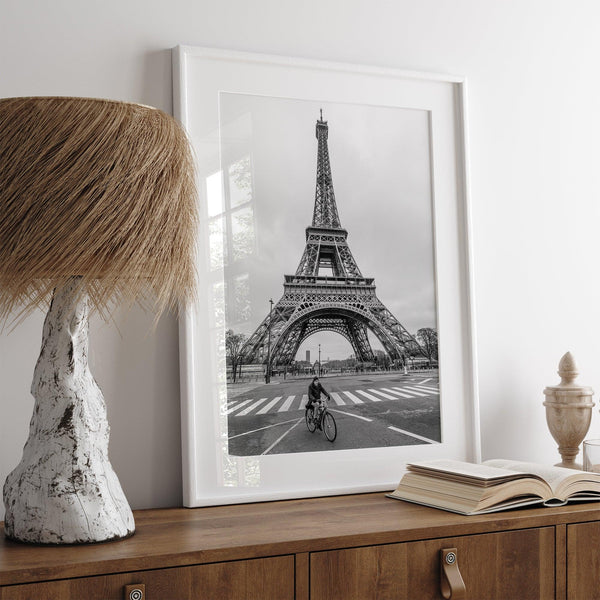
[440,548,466,599]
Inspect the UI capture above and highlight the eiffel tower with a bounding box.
[240,111,424,369]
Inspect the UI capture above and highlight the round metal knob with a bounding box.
[445,551,457,565]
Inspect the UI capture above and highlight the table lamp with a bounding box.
[0,97,197,544]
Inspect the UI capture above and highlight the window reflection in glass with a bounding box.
[205,155,255,270]
[206,170,224,217]
[229,157,252,208]
[231,206,255,262]
[208,216,226,271]
[212,281,226,330]
[204,143,259,489]
[232,274,251,325]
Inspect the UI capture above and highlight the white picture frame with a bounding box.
[173,45,480,507]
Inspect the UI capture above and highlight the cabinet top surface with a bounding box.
[1,492,600,585]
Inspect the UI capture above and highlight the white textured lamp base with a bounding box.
[3,279,135,544]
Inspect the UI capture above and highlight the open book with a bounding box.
[387,459,600,515]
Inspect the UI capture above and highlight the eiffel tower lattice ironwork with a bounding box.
[240,112,425,369]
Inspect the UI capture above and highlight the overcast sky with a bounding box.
[218,92,437,360]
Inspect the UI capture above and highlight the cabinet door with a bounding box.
[311,527,555,600]
[0,555,294,600]
[567,521,600,599]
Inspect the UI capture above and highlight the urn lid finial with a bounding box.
[558,351,578,385]
[544,350,593,396]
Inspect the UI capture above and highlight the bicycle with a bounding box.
[305,397,337,442]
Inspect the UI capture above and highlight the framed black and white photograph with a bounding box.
[174,46,480,507]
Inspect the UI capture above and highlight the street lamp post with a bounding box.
[265,298,274,383]
[318,343,321,377]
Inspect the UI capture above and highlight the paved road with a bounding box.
[226,372,440,456]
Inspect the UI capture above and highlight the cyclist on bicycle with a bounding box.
[307,376,330,412]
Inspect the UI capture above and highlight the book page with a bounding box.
[408,459,533,482]
[483,459,592,495]
[388,492,549,515]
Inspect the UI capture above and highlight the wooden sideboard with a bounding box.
[1,492,600,599]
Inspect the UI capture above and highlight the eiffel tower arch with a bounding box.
[241,112,426,371]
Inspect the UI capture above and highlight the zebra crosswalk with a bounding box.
[227,381,439,417]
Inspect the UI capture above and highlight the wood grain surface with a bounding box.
[1,492,600,591]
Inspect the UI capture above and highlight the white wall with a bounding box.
[2,0,600,519]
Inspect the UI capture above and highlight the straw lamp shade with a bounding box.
[0,96,197,320]
[0,97,198,544]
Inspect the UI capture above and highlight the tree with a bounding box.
[416,328,438,364]
[226,329,246,383]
